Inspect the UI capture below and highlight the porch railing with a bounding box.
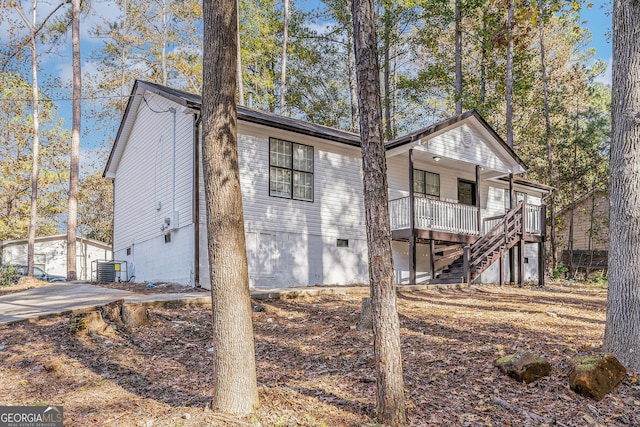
[481,204,544,236]
[389,196,480,236]
[390,196,545,237]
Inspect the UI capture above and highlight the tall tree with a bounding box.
[505,0,514,148]
[66,0,81,280]
[351,0,406,424]
[454,0,462,115]
[0,73,70,242]
[604,0,640,372]
[13,0,43,276]
[201,0,258,414]
[279,0,290,114]
[538,0,556,269]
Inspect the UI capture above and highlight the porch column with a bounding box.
[429,240,435,281]
[409,149,416,285]
[509,173,515,284]
[538,204,547,287]
[475,165,481,234]
[518,201,526,286]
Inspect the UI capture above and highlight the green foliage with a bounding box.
[0,73,70,241]
[78,172,114,244]
[552,262,569,279]
[0,265,19,287]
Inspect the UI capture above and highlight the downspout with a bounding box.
[192,113,201,287]
[169,107,177,218]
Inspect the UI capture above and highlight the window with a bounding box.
[516,191,527,204]
[458,180,476,206]
[336,239,349,247]
[164,233,171,244]
[269,138,314,201]
[413,169,440,198]
[126,247,131,256]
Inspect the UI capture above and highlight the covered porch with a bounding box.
[384,111,550,286]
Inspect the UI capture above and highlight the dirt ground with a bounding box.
[0,281,638,426]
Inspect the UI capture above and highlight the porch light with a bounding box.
[433,156,441,162]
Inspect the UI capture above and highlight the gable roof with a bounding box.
[386,110,528,173]
[0,234,111,251]
[105,81,529,178]
[104,81,361,178]
[557,188,608,217]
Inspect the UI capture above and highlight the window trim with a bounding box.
[457,179,477,206]
[269,137,314,202]
[413,169,440,199]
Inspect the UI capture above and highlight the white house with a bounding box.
[104,81,551,289]
[0,234,112,280]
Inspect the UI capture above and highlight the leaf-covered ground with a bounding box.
[0,282,638,426]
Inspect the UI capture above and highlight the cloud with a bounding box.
[55,60,101,84]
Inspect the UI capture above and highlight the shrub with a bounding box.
[0,265,19,287]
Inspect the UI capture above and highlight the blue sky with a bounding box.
[2,0,613,175]
[579,0,612,82]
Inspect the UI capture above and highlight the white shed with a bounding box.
[0,235,112,280]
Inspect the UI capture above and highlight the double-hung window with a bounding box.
[269,138,314,201]
[413,169,440,199]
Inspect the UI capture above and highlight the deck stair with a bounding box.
[431,202,527,284]
[467,202,526,282]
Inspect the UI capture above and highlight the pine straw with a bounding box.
[0,281,638,426]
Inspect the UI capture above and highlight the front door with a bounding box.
[458,179,476,206]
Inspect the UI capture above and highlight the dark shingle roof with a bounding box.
[135,81,361,146]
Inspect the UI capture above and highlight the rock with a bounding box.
[252,302,265,312]
[44,359,62,372]
[181,413,191,420]
[569,353,626,401]
[495,351,552,384]
[121,304,149,328]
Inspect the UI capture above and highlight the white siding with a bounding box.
[115,225,194,284]
[197,121,368,289]
[1,238,110,280]
[112,93,196,284]
[480,243,539,283]
[415,123,513,172]
[392,241,431,284]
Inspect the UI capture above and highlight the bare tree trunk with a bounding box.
[67,0,81,281]
[351,0,406,424]
[539,0,556,268]
[480,10,487,104]
[17,0,41,277]
[120,0,128,111]
[454,0,462,115]
[202,0,258,413]
[604,0,640,371]
[506,0,516,282]
[161,0,168,85]
[347,3,359,133]
[382,4,392,138]
[279,0,290,115]
[236,0,244,105]
[505,0,514,148]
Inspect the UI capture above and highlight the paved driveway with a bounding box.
[0,283,135,325]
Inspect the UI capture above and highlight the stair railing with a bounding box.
[463,202,526,283]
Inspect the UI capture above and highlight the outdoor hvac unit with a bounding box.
[93,260,127,283]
